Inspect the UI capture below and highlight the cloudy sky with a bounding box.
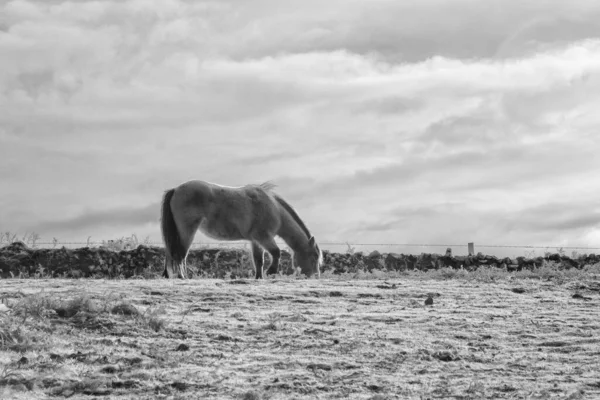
[1,0,600,256]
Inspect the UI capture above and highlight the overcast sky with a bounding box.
[1,0,600,256]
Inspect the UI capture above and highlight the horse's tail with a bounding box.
[160,188,187,276]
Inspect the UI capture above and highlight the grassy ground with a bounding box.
[1,267,599,399]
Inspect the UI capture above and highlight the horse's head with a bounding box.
[294,236,323,277]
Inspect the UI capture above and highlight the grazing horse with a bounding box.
[160,180,323,279]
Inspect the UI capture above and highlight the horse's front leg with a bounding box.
[251,242,264,279]
[265,247,281,276]
[258,238,280,276]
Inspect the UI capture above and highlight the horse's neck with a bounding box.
[277,210,309,253]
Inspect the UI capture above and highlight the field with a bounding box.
[1,269,599,399]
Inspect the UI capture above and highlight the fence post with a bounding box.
[468,242,475,256]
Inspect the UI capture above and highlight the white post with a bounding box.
[468,242,475,256]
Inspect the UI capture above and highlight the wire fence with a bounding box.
[4,240,599,257]
[14,241,600,249]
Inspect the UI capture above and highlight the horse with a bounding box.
[160,180,323,279]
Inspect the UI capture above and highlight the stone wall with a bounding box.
[0,241,598,279]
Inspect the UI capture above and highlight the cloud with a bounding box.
[32,202,160,236]
[148,0,600,63]
[1,0,600,254]
[504,203,600,232]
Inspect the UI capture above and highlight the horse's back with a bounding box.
[174,180,276,207]
[170,180,281,240]
[170,180,214,215]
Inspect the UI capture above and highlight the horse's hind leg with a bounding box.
[176,221,200,279]
[251,241,265,279]
[168,204,201,278]
[257,237,281,277]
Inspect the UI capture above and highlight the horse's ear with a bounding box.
[308,236,315,247]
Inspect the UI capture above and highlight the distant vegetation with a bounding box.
[0,232,152,251]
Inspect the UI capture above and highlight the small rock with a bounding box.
[369,395,389,400]
[175,343,190,351]
[376,283,397,290]
[54,307,78,318]
[242,391,262,400]
[306,363,332,371]
[572,293,592,301]
[171,381,189,391]
[110,303,139,315]
[12,383,28,392]
[432,351,460,362]
[366,384,384,392]
[424,297,434,306]
[111,380,139,389]
[100,365,120,373]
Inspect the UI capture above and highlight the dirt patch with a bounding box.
[0,277,599,399]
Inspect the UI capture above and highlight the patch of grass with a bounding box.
[10,292,110,321]
[316,261,600,284]
[7,291,132,334]
[51,378,110,397]
[584,262,600,273]
[132,269,164,280]
[53,295,104,318]
[0,364,23,381]
[0,364,33,397]
[0,318,46,352]
[512,261,599,283]
[319,269,407,281]
[425,267,470,281]
[265,313,284,331]
[110,301,139,316]
[10,293,57,320]
[463,265,511,282]
[137,305,167,332]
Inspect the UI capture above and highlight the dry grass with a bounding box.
[0,269,599,399]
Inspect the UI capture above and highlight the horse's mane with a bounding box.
[266,184,322,263]
[273,194,312,240]
[259,181,277,192]
[257,180,313,241]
